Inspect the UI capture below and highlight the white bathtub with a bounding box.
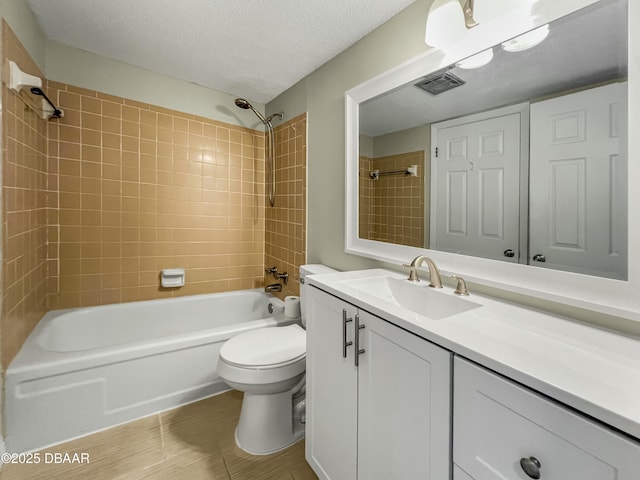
[5,289,294,453]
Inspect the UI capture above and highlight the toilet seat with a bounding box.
[220,324,306,369]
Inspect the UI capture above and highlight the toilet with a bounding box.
[217,264,336,455]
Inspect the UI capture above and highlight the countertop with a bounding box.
[307,268,640,440]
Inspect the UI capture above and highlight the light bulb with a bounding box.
[456,48,494,69]
[473,0,531,24]
[501,24,549,52]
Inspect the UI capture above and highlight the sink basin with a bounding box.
[341,275,481,319]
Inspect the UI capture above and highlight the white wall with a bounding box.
[267,0,434,270]
[45,41,265,129]
[265,0,640,326]
[0,0,46,70]
[372,125,429,158]
[0,1,265,130]
[359,134,373,158]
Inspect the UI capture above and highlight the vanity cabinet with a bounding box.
[306,286,451,480]
[453,357,640,480]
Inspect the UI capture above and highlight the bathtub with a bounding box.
[5,289,294,453]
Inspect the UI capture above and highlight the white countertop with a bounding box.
[307,268,640,440]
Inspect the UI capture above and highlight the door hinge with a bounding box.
[435,147,439,158]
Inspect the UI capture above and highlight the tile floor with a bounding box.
[0,390,318,480]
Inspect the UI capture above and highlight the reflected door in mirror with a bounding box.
[431,106,524,263]
[529,82,628,280]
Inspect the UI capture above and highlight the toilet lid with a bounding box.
[220,324,306,367]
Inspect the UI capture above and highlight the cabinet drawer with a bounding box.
[454,357,640,480]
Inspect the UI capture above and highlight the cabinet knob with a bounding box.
[503,249,516,258]
[520,456,541,479]
[532,254,546,263]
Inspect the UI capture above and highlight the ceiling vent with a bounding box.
[415,69,465,95]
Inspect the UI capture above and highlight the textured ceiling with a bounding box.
[26,0,417,104]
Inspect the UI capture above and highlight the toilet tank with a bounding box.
[299,264,338,326]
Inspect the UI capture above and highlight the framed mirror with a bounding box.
[345,0,640,321]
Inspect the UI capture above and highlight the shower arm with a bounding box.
[266,123,276,207]
[233,98,282,207]
[265,112,284,207]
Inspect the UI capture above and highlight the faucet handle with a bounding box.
[451,275,470,296]
[403,264,420,282]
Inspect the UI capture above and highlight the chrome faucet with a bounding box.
[403,255,443,288]
[265,283,283,293]
[265,266,288,285]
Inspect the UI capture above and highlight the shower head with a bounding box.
[235,98,252,109]
[234,97,268,125]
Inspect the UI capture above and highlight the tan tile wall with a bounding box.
[46,82,266,309]
[0,22,308,369]
[359,155,373,240]
[264,114,307,299]
[1,22,49,367]
[365,151,425,248]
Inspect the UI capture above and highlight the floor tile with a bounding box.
[0,391,317,480]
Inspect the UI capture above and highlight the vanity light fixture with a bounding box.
[456,47,494,69]
[425,0,537,48]
[472,0,532,24]
[425,0,476,48]
[501,24,550,52]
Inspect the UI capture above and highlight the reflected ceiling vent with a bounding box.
[415,69,465,95]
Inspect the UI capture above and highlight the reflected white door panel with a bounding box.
[529,82,627,279]
[431,108,524,262]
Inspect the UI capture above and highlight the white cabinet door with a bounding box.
[306,287,358,480]
[357,311,451,480]
[431,106,524,263]
[453,465,475,480]
[454,357,640,480]
[529,82,627,279]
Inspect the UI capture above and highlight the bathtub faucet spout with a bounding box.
[265,283,282,293]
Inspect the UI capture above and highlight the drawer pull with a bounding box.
[520,456,541,479]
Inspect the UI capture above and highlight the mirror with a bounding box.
[358,0,627,280]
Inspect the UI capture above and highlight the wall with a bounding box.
[45,41,266,128]
[371,125,429,158]
[0,0,46,71]
[46,81,266,309]
[369,125,430,247]
[363,150,425,248]
[0,17,272,369]
[358,154,373,241]
[266,0,434,269]
[266,0,640,329]
[1,21,49,372]
[264,114,307,299]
